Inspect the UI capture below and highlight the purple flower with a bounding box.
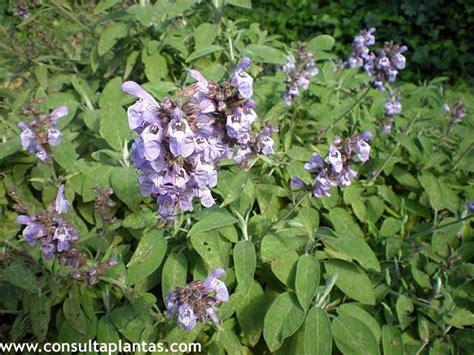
[16,215,46,245]
[122,58,273,221]
[291,177,306,188]
[282,44,318,106]
[18,122,36,149]
[49,106,68,121]
[444,99,467,124]
[327,145,343,173]
[354,139,371,162]
[55,184,70,214]
[384,95,402,116]
[305,153,325,170]
[292,134,371,198]
[47,125,62,146]
[203,268,229,302]
[121,81,160,130]
[468,202,474,213]
[178,304,197,331]
[231,58,254,99]
[166,269,229,331]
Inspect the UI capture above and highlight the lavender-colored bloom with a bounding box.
[231,58,254,99]
[292,134,371,198]
[16,215,46,245]
[354,139,371,162]
[203,268,229,302]
[305,153,325,171]
[282,44,318,106]
[178,304,197,331]
[382,93,402,133]
[122,81,160,130]
[122,58,274,221]
[360,131,373,141]
[468,202,474,213]
[444,99,467,124]
[49,106,68,121]
[18,105,68,162]
[55,184,70,214]
[291,177,306,189]
[345,29,407,91]
[166,269,229,331]
[18,122,36,149]
[327,145,343,173]
[47,125,62,146]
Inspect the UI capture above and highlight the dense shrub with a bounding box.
[233,0,474,83]
[0,1,473,354]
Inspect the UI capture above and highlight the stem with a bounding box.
[367,112,420,186]
[409,215,474,239]
[271,192,310,229]
[452,143,473,170]
[327,86,371,132]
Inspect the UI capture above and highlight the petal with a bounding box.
[16,215,31,225]
[49,106,68,121]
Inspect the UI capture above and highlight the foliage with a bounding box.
[232,0,474,84]
[0,0,473,354]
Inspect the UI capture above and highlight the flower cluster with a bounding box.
[18,105,68,162]
[383,92,402,133]
[16,185,77,259]
[122,58,275,221]
[291,132,372,197]
[72,258,118,285]
[346,28,407,91]
[443,99,467,124]
[166,269,229,330]
[281,44,318,106]
[16,185,116,283]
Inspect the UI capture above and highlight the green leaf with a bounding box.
[143,51,168,82]
[97,316,120,355]
[110,167,141,209]
[295,254,320,310]
[99,105,130,151]
[337,304,381,342]
[51,137,78,170]
[98,22,128,56]
[63,295,88,335]
[235,281,265,347]
[188,210,238,236]
[332,315,380,355]
[325,259,375,305]
[304,307,332,355]
[0,138,21,160]
[308,35,335,52]
[225,0,252,9]
[264,292,305,352]
[111,305,144,342]
[5,261,39,292]
[243,44,286,64]
[381,325,404,355]
[418,174,460,212]
[395,294,414,330]
[261,233,306,262]
[122,209,157,229]
[194,23,218,48]
[321,230,381,272]
[124,50,139,80]
[29,295,51,342]
[234,240,256,291]
[161,253,188,300]
[186,45,224,62]
[329,208,365,239]
[216,327,243,355]
[127,230,168,285]
[260,233,307,262]
[190,231,231,269]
